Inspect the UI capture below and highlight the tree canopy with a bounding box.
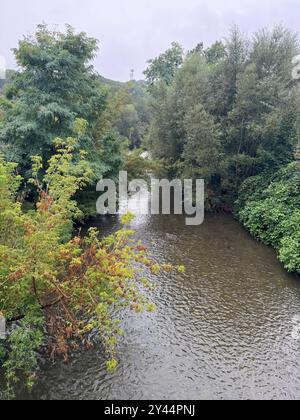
[0,25,115,181]
[145,25,300,205]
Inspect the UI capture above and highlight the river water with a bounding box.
[2,207,300,400]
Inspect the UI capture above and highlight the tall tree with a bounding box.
[0,25,107,179]
[144,42,184,87]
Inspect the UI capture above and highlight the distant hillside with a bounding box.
[98,75,124,89]
[98,74,147,92]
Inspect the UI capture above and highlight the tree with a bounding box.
[205,41,226,65]
[146,45,221,183]
[144,42,184,87]
[222,26,300,194]
[182,104,221,181]
[94,80,150,150]
[145,25,300,209]
[223,25,249,110]
[0,25,107,180]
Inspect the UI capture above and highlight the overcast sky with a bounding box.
[0,0,299,81]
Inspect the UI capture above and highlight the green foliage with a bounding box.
[94,130,124,182]
[0,25,114,181]
[0,70,16,94]
[182,104,221,180]
[144,25,299,272]
[145,26,300,208]
[1,307,44,393]
[237,163,300,273]
[144,42,184,87]
[0,139,178,395]
[95,80,150,150]
[123,149,165,181]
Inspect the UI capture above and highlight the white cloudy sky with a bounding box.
[0,0,299,81]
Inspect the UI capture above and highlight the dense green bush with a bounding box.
[237,163,300,273]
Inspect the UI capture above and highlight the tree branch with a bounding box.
[7,296,65,323]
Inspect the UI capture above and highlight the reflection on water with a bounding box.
[1,192,300,400]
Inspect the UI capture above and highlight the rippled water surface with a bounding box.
[3,210,300,400]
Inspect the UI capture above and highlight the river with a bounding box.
[1,207,300,400]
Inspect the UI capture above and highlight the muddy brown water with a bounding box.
[1,210,300,400]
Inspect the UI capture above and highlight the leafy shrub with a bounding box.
[0,139,179,396]
[237,163,300,273]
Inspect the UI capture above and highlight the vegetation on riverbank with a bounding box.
[0,134,183,396]
[236,162,300,273]
[144,25,300,273]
